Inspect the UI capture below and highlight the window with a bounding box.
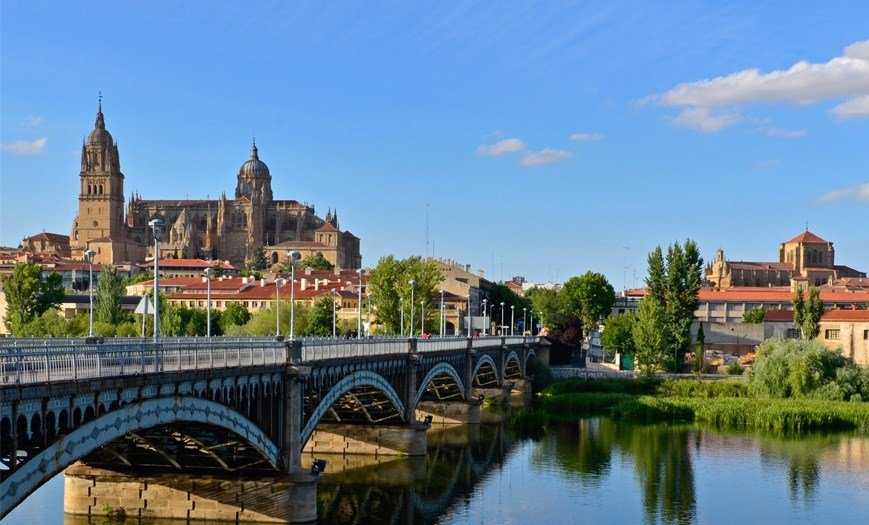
[864,330,869,340]
[786,328,801,339]
[824,329,840,340]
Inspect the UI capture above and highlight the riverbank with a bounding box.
[524,377,869,433]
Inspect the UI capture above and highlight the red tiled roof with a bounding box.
[139,258,236,270]
[315,222,339,232]
[727,261,792,271]
[699,287,869,303]
[133,277,205,288]
[786,231,828,244]
[822,310,869,321]
[764,310,794,322]
[24,232,70,244]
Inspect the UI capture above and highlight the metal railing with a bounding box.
[1,340,286,385]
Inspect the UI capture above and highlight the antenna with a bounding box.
[425,203,430,258]
[622,246,630,291]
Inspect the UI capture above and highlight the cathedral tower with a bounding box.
[235,139,273,202]
[70,97,126,258]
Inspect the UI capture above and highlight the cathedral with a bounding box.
[69,100,361,269]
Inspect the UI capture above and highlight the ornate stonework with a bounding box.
[70,101,361,268]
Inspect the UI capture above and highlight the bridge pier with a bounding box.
[303,422,429,457]
[63,462,319,523]
[416,399,481,425]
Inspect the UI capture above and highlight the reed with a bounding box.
[540,392,635,415]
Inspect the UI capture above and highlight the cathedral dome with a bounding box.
[239,142,270,178]
[87,101,114,146]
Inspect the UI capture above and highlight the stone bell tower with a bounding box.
[70,95,126,259]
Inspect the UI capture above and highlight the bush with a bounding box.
[526,357,554,391]
[748,338,866,400]
[657,379,749,398]
[726,362,744,376]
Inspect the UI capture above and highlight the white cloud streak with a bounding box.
[669,107,740,132]
[1,137,47,155]
[570,132,605,141]
[763,126,806,138]
[519,149,571,166]
[750,159,780,170]
[476,138,526,155]
[24,116,45,127]
[650,40,869,131]
[815,182,869,204]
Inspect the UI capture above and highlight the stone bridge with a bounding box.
[0,335,546,521]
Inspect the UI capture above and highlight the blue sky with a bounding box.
[2,1,868,288]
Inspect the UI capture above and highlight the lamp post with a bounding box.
[287,250,300,338]
[523,307,527,336]
[357,268,365,338]
[400,297,405,336]
[510,305,515,336]
[84,249,96,337]
[466,295,471,337]
[204,267,214,338]
[275,277,286,337]
[530,312,534,336]
[439,290,445,337]
[148,219,165,342]
[482,299,488,336]
[488,301,495,336]
[331,289,338,338]
[409,280,416,337]
[500,302,505,336]
[421,299,425,336]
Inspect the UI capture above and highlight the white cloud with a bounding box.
[570,133,605,141]
[1,137,47,155]
[669,107,740,132]
[519,149,571,166]
[815,182,869,204]
[831,94,869,118]
[650,40,869,129]
[24,116,45,127]
[763,126,806,138]
[750,159,780,170]
[476,138,527,155]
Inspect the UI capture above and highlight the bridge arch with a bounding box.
[471,355,499,386]
[0,397,281,517]
[301,370,405,448]
[504,351,523,379]
[414,362,466,406]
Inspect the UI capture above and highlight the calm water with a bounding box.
[4,416,868,524]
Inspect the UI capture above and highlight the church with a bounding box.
[704,230,865,290]
[69,100,361,269]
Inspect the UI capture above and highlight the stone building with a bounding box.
[69,100,361,269]
[705,231,865,290]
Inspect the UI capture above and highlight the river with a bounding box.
[4,415,868,524]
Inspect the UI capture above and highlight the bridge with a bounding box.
[0,335,545,521]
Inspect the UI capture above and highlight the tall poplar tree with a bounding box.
[95,264,126,324]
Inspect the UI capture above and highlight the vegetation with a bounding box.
[747,338,869,401]
[486,282,531,332]
[307,296,339,336]
[544,377,655,396]
[1,261,65,334]
[248,245,269,272]
[220,302,251,332]
[541,392,635,415]
[657,379,749,398]
[299,253,334,270]
[632,298,668,380]
[560,272,616,337]
[509,409,547,439]
[125,271,154,285]
[644,239,703,372]
[366,255,442,334]
[95,265,126,324]
[742,306,767,324]
[524,287,565,331]
[600,312,636,355]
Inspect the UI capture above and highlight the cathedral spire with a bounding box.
[251,136,258,160]
[95,91,105,130]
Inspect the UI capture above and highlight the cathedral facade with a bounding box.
[69,101,361,269]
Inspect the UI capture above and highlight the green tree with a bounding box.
[306,296,338,336]
[633,298,668,380]
[220,302,251,332]
[366,255,442,334]
[793,284,805,334]
[600,313,636,355]
[17,309,70,337]
[486,282,531,331]
[525,287,565,330]
[125,271,153,286]
[560,272,616,337]
[299,253,334,271]
[248,245,269,271]
[742,306,768,324]
[695,323,705,374]
[1,261,65,335]
[643,240,703,370]
[802,287,824,340]
[95,265,126,324]
[244,301,312,336]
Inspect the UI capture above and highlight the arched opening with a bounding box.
[58,410,70,435]
[504,353,523,379]
[473,359,499,388]
[83,406,95,423]
[73,407,82,427]
[45,412,57,442]
[416,363,465,405]
[1,417,11,458]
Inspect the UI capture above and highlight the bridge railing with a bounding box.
[416,337,469,352]
[1,340,286,385]
[300,338,409,361]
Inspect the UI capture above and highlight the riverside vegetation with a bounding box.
[512,338,869,435]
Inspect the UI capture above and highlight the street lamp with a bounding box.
[204,266,214,338]
[84,249,96,337]
[439,290,445,337]
[409,280,416,337]
[510,305,515,336]
[523,307,527,336]
[331,289,338,338]
[275,277,286,336]
[500,302,505,336]
[530,312,534,336]
[466,295,471,337]
[421,299,425,336]
[148,219,165,342]
[400,297,405,336]
[482,299,488,336]
[287,250,301,338]
[357,268,365,338]
[488,301,495,336]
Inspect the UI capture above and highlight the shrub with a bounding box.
[726,362,744,376]
[657,379,749,398]
[526,358,554,391]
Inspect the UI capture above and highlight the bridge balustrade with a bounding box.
[1,340,286,385]
[416,337,469,352]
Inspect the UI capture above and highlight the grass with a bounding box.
[535,377,869,433]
